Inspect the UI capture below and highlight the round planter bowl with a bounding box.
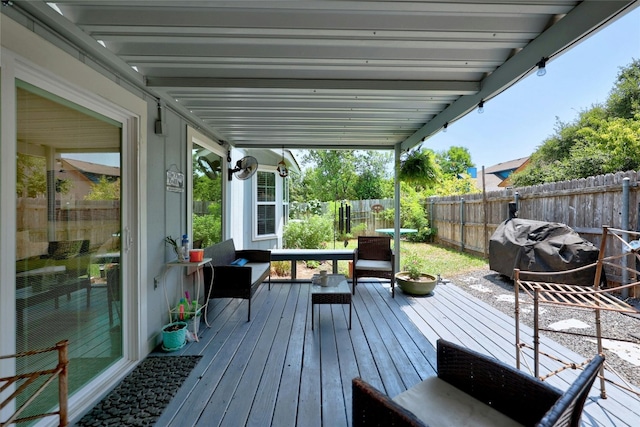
[395,272,438,295]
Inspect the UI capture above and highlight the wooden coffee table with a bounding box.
[311,274,352,330]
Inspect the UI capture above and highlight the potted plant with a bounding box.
[395,251,438,295]
[165,235,186,262]
[161,321,188,351]
[398,145,441,186]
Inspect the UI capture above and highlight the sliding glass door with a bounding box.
[15,82,123,419]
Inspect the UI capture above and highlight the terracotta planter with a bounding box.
[395,272,437,295]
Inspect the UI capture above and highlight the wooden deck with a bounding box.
[152,280,640,427]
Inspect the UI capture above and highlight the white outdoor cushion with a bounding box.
[244,262,270,284]
[354,259,392,271]
[392,377,523,427]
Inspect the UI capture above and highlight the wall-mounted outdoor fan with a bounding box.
[228,156,258,180]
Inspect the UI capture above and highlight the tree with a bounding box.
[192,154,222,202]
[353,170,386,199]
[15,154,80,198]
[299,150,391,202]
[511,59,640,186]
[435,146,474,177]
[16,153,47,198]
[606,58,640,119]
[85,176,120,200]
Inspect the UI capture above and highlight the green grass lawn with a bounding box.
[331,239,488,278]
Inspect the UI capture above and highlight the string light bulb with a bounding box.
[536,57,547,77]
[478,100,484,114]
[443,122,448,133]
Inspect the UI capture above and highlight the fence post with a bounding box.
[429,198,435,228]
[482,165,488,258]
[508,191,520,219]
[622,177,630,298]
[460,198,465,251]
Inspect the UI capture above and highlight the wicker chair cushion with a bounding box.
[355,259,393,271]
[392,377,523,427]
[246,262,270,284]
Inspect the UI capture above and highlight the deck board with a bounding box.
[152,279,640,427]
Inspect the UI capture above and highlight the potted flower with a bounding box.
[395,251,438,295]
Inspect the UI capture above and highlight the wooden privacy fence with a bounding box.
[429,171,640,261]
[17,198,120,260]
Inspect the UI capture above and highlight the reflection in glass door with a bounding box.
[15,83,122,419]
[192,145,223,247]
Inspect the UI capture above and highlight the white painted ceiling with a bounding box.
[5,1,638,151]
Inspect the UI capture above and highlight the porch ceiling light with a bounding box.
[536,57,548,77]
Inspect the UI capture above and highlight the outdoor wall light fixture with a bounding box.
[536,57,548,77]
[477,100,485,114]
[277,147,289,178]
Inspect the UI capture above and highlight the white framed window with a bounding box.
[255,170,277,238]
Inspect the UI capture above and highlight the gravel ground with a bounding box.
[443,266,640,390]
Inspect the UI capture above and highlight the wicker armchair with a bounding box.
[353,236,394,296]
[352,339,604,427]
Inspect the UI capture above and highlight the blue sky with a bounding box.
[424,6,640,169]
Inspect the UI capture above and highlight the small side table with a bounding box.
[311,274,352,330]
[163,258,212,341]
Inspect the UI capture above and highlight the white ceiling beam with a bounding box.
[148,78,479,93]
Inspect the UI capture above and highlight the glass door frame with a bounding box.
[1,49,143,420]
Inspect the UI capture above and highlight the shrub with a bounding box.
[193,210,222,248]
[284,215,333,249]
[406,226,436,243]
[305,260,321,269]
[271,260,291,277]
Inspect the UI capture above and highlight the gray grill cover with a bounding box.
[489,218,600,286]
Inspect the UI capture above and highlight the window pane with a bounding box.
[192,146,223,247]
[257,171,276,202]
[257,205,276,235]
[15,86,122,418]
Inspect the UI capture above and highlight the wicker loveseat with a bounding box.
[202,239,270,321]
[352,339,604,427]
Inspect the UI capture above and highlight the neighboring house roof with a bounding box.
[475,157,530,191]
[62,158,121,181]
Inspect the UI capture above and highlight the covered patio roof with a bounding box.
[5,1,638,152]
